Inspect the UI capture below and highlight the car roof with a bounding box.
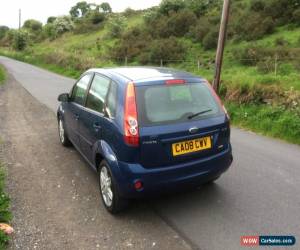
[87,67,202,83]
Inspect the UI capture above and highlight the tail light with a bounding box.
[124,82,139,146]
[204,80,230,120]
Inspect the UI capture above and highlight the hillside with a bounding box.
[0,0,300,144]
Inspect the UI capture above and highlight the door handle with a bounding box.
[93,123,101,131]
[74,114,79,120]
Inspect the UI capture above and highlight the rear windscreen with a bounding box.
[136,83,222,126]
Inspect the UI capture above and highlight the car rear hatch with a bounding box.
[135,79,230,168]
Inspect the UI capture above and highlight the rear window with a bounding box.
[136,83,222,126]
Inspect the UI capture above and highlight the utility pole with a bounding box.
[213,0,230,92]
[19,9,22,29]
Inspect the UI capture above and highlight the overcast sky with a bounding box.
[0,0,162,28]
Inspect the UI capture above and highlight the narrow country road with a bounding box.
[0,56,299,250]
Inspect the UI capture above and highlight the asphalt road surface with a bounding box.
[1,56,300,250]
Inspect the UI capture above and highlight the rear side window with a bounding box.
[136,83,221,126]
[106,81,118,118]
[86,74,110,113]
[71,74,92,105]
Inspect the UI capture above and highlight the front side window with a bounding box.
[86,74,110,113]
[71,74,92,105]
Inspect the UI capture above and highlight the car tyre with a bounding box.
[98,160,128,214]
[58,117,72,147]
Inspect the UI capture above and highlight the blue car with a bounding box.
[57,67,233,213]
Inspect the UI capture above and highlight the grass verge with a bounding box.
[227,103,300,145]
[0,65,6,85]
[0,50,80,79]
[0,162,12,249]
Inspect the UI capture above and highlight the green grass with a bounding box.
[227,103,300,145]
[0,49,80,79]
[0,162,12,249]
[0,65,6,85]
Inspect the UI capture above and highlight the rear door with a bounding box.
[136,81,230,168]
[64,74,92,147]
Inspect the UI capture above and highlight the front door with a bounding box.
[64,73,93,147]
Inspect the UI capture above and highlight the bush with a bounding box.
[0,166,12,248]
[107,16,126,38]
[293,9,300,25]
[189,17,210,42]
[43,23,56,39]
[13,29,30,51]
[42,51,96,71]
[186,0,221,17]
[203,30,219,50]
[147,37,186,63]
[110,26,186,65]
[263,0,298,25]
[145,9,197,38]
[250,0,265,12]
[145,14,169,38]
[166,9,197,37]
[143,9,160,24]
[124,8,136,17]
[0,26,9,40]
[232,45,270,66]
[159,0,186,15]
[110,27,151,61]
[0,29,15,46]
[274,37,289,46]
[256,58,275,74]
[47,16,56,24]
[88,10,105,24]
[233,12,275,41]
[23,19,43,32]
[53,16,74,36]
[73,19,99,34]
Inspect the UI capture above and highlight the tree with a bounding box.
[23,19,43,32]
[47,16,57,24]
[293,9,300,25]
[159,0,186,15]
[43,23,56,39]
[107,16,127,38]
[88,10,106,24]
[203,30,219,50]
[100,2,112,13]
[70,1,91,18]
[0,26,9,40]
[166,9,197,37]
[13,29,29,51]
[185,0,221,17]
[53,16,74,36]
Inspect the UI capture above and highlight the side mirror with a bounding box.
[58,93,70,102]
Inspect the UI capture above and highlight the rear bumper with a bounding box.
[114,145,233,199]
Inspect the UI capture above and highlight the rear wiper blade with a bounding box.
[188,109,212,120]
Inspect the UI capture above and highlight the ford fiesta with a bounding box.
[57,67,233,213]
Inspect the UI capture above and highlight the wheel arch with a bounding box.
[93,140,119,173]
